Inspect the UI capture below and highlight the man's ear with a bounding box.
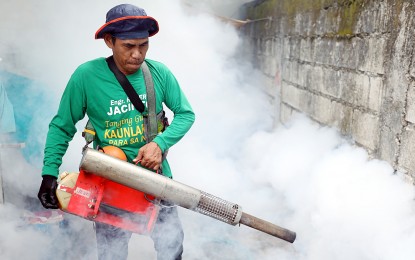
[103,34,114,49]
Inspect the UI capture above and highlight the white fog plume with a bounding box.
[1,0,415,260]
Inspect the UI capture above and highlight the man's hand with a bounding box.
[133,142,162,171]
[37,175,59,209]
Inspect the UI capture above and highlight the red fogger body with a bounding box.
[57,147,296,244]
[78,148,297,243]
[56,169,159,235]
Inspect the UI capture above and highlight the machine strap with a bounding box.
[141,62,157,142]
[82,119,95,146]
[106,56,146,113]
[83,56,159,145]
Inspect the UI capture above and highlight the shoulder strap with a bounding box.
[106,56,146,113]
[141,62,157,142]
[83,56,159,147]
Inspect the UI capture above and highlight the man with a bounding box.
[37,4,195,260]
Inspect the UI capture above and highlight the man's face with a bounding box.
[105,35,149,75]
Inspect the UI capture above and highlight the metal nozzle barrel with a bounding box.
[79,148,296,243]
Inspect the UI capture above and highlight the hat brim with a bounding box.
[95,16,159,39]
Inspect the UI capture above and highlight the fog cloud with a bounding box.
[1,0,414,259]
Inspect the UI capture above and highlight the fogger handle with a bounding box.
[240,212,296,243]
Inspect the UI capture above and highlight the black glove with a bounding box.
[37,175,59,209]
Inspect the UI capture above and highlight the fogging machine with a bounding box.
[57,148,296,243]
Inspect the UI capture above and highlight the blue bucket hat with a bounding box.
[95,4,159,39]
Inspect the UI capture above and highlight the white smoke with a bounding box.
[1,0,415,260]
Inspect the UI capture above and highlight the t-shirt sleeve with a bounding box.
[152,66,195,152]
[42,70,87,177]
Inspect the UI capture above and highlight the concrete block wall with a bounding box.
[241,0,415,180]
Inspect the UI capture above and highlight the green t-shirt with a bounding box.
[42,57,195,178]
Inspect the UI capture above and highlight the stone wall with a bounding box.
[241,0,415,180]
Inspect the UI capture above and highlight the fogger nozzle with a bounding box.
[79,148,296,243]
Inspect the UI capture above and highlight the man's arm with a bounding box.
[134,66,195,170]
[152,70,195,153]
[39,71,86,209]
[42,73,87,178]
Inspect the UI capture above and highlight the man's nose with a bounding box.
[131,48,142,59]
